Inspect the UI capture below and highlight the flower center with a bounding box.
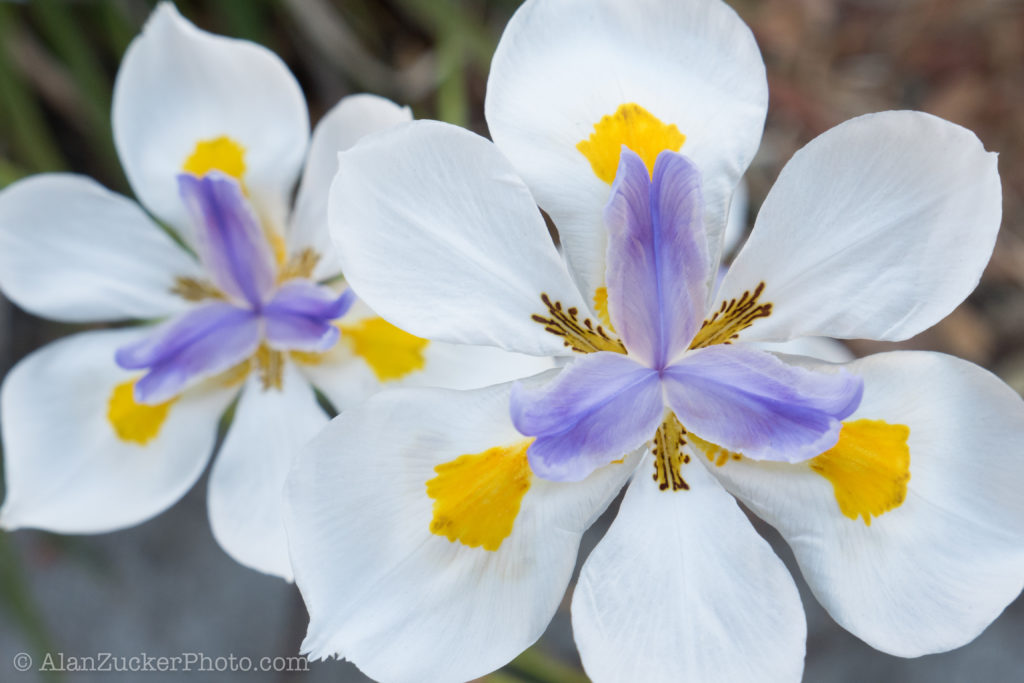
[112,165,351,413]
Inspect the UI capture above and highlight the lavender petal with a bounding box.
[510,352,663,482]
[604,149,709,369]
[178,172,276,307]
[262,281,354,352]
[115,301,262,403]
[663,345,863,463]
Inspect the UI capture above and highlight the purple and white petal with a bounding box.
[511,352,662,482]
[263,281,354,352]
[663,344,862,463]
[178,172,276,307]
[604,150,708,369]
[115,301,262,403]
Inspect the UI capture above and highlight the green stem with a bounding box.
[508,647,590,683]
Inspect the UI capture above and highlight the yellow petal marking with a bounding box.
[182,135,247,180]
[577,103,686,183]
[107,381,176,445]
[688,432,743,467]
[341,317,428,381]
[810,419,911,526]
[266,229,288,268]
[426,439,534,551]
[592,286,615,332]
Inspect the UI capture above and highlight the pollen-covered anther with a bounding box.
[690,282,772,349]
[255,344,284,391]
[652,413,690,491]
[170,276,224,302]
[278,247,321,282]
[532,293,626,355]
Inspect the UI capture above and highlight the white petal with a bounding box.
[285,379,637,682]
[718,111,1001,343]
[329,120,590,356]
[486,0,767,301]
[295,299,554,411]
[112,2,309,239]
[711,351,1024,656]
[289,94,412,280]
[754,336,855,364]
[303,338,556,413]
[722,180,749,258]
[208,364,327,581]
[0,328,233,533]
[0,174,201,322]
[573,457,805,683]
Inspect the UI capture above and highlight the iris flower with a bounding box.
[285,0,1024,680]
[0,3,544,580]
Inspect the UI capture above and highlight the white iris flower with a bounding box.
[0,3,547,581]
[283,0,1024,681]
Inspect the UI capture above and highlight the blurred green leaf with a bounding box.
[30,0,121,181]
[0,5,66,173]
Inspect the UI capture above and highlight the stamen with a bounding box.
[532,293,626,354]
[652,413,690,491]
[170,276,224,302]
[689,282,772,349]
[278,247,321,282]
[255,344,284,391]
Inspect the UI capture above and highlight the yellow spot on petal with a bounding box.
[688,432,742,467]
[341,317,428,381]
[107,381,176,445]
[577,103,685,184]
[426,440,534,551]
[266,229,288,268]
[593,286,615,332]
[182,135,247,180]
[810,419,911,525]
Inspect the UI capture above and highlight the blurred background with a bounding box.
[0,0,1023,681]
